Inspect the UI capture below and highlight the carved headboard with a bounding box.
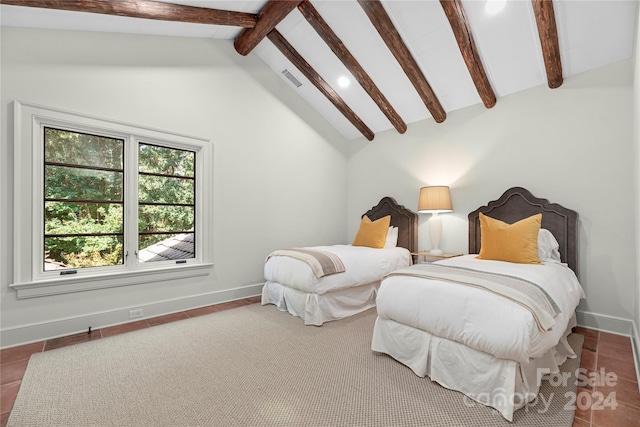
[363,197,418,253]
[468,187,578,274]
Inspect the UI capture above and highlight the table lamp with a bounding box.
[418,186,453,255]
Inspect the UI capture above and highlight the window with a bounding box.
[44,127,125,270]
[137,143,196,264]
[12,102,212,298]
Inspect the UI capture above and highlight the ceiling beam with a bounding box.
[532,0,563,88]
[234,0,301,56]
[357,0,446,123]
[440,0,496,108]
[0,0,257,28]
[298,1,406,134]
[267,29,375,141]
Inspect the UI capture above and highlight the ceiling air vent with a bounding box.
[281,68,302,88]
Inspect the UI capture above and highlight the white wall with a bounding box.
[0,27,349,347]
[2,25,637,349]
[348,60,636,331]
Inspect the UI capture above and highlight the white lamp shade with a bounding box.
[418,186,453,213]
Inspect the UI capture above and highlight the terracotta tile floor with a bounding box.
[1,300,638,427]
[572,327,640,427]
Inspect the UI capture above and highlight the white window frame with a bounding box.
[11,101,213,299]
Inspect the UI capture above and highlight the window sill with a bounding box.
[10,263,214,299]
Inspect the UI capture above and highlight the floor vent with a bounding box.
[281,68,302,88]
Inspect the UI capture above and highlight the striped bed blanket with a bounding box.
[266,248,346,278]
[384,264,560,331]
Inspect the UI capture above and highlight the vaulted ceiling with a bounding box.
[1,0,637,141]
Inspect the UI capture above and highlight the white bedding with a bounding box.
[264,244,411,294]
[376,255,585,364]
[373,254,585,420]
[371,314,578,421]
[262,281,379,326]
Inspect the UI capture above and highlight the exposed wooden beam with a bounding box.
[532,0,563,88]
[234,0,301,56]
[298,1,406,134]
[267,30,374,141]
[357,0,446,123]
[0,0,257,28]
[440,0,496,108]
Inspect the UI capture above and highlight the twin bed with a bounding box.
[373,187,584,420]
[262,196,418,326]
[262,187,584,421]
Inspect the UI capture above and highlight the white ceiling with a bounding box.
[1,0,637,140]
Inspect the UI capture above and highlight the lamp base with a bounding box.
[428,213,444,257]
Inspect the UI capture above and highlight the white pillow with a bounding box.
[384,226,399,248]
[538,228,561,262]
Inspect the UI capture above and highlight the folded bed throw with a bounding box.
[267,248,346,278]
[385,264,560,331]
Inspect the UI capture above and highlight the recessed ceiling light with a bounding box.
[337,76,350,88]
[485,0,507,15]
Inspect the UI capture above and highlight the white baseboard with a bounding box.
[575,310,635,335]
[576,309,640,387]
[0,283,264,349]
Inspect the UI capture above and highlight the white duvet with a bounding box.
[376,255,585,364]
[264,245,411,295]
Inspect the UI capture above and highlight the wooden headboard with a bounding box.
[362,197,418,253]
[468,187,578,274]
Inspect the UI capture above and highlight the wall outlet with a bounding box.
[129,309,144,319]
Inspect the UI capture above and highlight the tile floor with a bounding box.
[1,299,638,427]
[572,327,640,427]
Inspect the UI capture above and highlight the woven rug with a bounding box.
[8,304,583,426]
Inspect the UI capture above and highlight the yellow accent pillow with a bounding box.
[477,212,542,264]
[352,215,391,249]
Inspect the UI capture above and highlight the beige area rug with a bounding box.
[9,304,583,427]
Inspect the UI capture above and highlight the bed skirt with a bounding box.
[371,314,578,421]
[261,280,379,326]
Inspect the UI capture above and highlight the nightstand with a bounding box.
[411,252,463,264]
